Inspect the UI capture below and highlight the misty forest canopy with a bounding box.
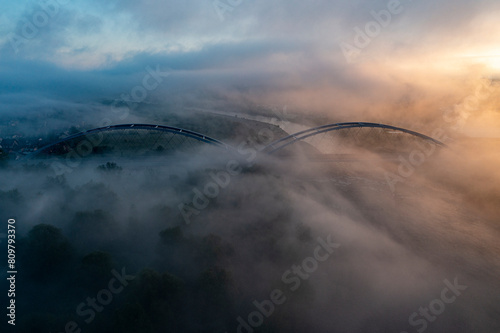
[0,112,499,333]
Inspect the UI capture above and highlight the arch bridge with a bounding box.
[29,122,446,162]
[263,122,446,160]
[31,123,230,158]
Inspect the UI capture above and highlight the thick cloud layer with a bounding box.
[1,1,499,124]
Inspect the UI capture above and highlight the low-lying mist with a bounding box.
[1,124,499,332]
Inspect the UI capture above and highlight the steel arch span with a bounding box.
[30,123,231,158]
[263,122,446,155]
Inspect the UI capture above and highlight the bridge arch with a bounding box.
[263,122,446,155]
[30,123,231,158]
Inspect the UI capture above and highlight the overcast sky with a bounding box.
[1,0,499,135]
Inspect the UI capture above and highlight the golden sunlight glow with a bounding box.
[470,55,500,71]
[459,50,500,74]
